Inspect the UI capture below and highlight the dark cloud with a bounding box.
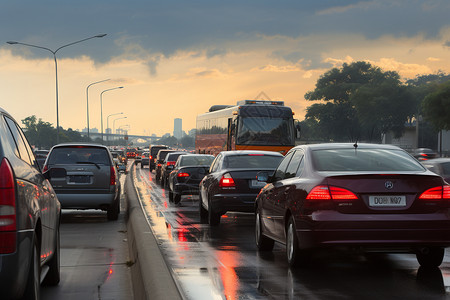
[1,0,449,71]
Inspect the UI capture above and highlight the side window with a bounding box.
[4,117,32,165]
[285,150,304,179]
[17,124,38,167]
[210,154,222,173]
[273,151,294,181]
[2,117,20,157]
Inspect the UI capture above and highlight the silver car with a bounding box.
[44,143,121,220]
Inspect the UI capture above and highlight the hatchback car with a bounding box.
[168,154,215,204]
[199,150,283,226]
[43,143,121,220]
[0,107,61,299]
[160,151,188,188]
[255,143,450,268]
[140,151,150,168]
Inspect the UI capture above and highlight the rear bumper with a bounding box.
[174,183,200,195]
[295,210,450,250]
[55,191,117,209]
[0,230,34,299]
[211,193,257,214]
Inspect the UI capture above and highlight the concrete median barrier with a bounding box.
[125,166,183,300]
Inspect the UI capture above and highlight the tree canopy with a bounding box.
[421,81,450,131]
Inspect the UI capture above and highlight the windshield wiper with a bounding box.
[76,161,101,169]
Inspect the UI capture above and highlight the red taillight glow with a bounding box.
[219,173,235,188]
[419,186,450,200]
[110,166,116,186]
[177,172,190,178]
[306,186,331,200]
[306,185,357,201]
[42,165,48,172]
[167,161,176,166]
[0,158,17,253]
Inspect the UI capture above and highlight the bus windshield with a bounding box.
[236,117,294,146]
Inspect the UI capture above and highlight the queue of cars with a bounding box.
[144,143,450,269]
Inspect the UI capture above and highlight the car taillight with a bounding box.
[177,172,190,178]
[419,186,450,200]
[0,158,17,254]
[110,166,116,186]
[42,164,48,172]
[167,161,176,166]
[306,185,357,201]
[219,173,235,188]
[157,164,162,167]
[149,155,153,160]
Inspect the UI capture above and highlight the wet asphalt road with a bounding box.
[134,165,450,300]
[41,173,133,300]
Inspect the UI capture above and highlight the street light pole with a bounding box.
[7,34,107,144]
[86,79,110,139]
[100,86,124,143]
[113,116,128,139]
[107,112,124,145]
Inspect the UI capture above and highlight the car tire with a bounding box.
[141,164,143,169]
[416,247,445,267]
[199,194,208,224]
[43,224,61,286]
[255,210,274,251]
[286,216,310,268]
[107,198,120,221]
[174,193,181,204]
[23,238,40,300]
[208,198,221,226]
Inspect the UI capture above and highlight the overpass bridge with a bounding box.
[81,132,161,145]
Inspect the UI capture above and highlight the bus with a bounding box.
[196,100,300,156]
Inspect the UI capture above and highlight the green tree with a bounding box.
[304,61,410,142]
[422,81,450,131]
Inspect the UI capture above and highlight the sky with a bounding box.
[1,0,450,137]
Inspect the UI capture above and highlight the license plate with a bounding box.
[250,180,266,188]
[69,175,90,184]
[369,195,406,207]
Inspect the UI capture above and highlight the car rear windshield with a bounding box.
[312,148,425,172]
[180,155,214,167]
[224,154,282,169]
[48,147,110,165]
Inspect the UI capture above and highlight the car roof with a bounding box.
[50,143,108,150]
[220,150,284,157]
[293,143,403,151]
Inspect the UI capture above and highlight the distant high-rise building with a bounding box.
[174,118,182,139]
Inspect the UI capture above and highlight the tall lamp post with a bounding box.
[107,112,124,145]
[7,34,107,144]
[100,86,123,143]
[86,79,110,139]
[113,116,128,138]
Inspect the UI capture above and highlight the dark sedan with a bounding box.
[199,150,283,226]
[422,158,450,183]
[255,143,450,268]
[168,154,215,204]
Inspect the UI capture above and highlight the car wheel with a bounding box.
[208,198,221,226]
[141,164,143,169]
[43,224,61,286]
[24,238,40,300]
[255,210,274,251]
[199,194,208,224]
[416,247,445,267]
[107,198,120,221]
[174,193,181,204]
[286,216,310,268]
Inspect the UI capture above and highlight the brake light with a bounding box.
[0,158,17,253]
[177,172,190,178]
[149,155,152,160]
[306,185,357,201]
[167,161,176,166]
[110,166,116,186]
[42,165,48,172]
[306,186,331,200]
[419,186,450,200]
[219,173,235,188]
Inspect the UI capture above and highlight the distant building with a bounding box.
[174,118,182,139]
[188,128,196,137]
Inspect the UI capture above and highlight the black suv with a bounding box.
[0,107,61,299]
[44,143,121,220]
[149,145,168,172]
